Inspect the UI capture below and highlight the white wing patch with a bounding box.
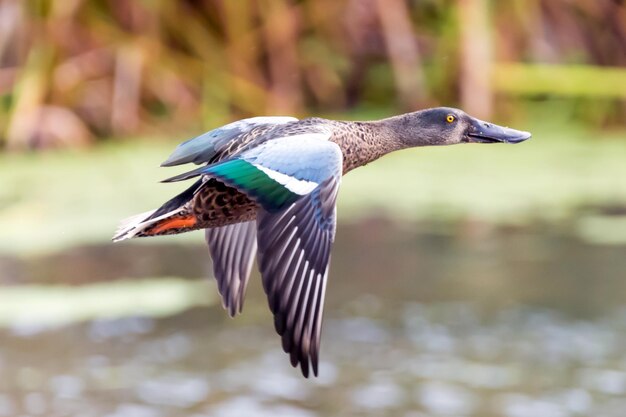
[255,165,319,195]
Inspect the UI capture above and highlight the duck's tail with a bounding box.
[112,207,200,242]
[112,180,203,242]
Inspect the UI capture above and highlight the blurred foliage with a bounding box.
[0,0,624,150]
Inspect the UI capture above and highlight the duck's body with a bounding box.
[114,108,530,377]
[123,116,407,234]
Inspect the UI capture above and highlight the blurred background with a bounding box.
[1,0,626,416]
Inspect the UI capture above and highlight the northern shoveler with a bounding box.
[113,108,531,377]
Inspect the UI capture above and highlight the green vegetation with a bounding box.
[0,278,215,327]
[493,63,626,99]
[2,117,625,255]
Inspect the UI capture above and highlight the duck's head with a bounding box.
[399,107,531,147]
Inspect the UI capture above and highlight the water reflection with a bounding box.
[0,221,625,416]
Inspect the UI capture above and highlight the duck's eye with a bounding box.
[446,115,455,123]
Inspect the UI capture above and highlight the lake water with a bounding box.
[1,219,625,417]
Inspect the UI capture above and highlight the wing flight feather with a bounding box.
[205,221,258,316]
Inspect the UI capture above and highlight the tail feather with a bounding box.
[112,207,187,242]
[113,179,204,242]
[113,209,159,242]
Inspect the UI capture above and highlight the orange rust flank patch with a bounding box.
[150,215,198,235]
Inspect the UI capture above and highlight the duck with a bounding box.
[113,107,531,377]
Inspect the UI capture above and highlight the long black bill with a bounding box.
[465,117,531,144]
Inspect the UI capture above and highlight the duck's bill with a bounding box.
[465,118,531,144]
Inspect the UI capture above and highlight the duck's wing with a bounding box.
[160,116,298,167]
[161,132,337,212]
[205,221,257,317]
[163,133,343,377]
[254,137,342,377]
[257,171,341,378]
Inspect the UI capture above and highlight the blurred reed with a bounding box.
[0,0,624,150]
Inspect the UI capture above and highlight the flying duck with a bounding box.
[113,107,531,377]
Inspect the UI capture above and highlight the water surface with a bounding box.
[1,220,625,417]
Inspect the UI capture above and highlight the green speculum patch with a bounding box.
[208,159,299,211]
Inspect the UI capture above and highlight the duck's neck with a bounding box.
[331,114,417,174]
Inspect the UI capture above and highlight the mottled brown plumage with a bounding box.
[191,179,257,226]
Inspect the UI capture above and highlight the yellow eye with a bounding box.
[446,115,455,123]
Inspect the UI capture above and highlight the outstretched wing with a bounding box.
[162,132,336,212]
[257,173,341,377]
[160,116,297,167]
[205,221,257,316]
[165,133,343,377]
[168,131,343,376]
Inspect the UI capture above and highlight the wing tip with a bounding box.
[280,327,319,378]
[292,354,317,378]
[161,166,206,183]
[224,301,243,318]
[160,160,174,167]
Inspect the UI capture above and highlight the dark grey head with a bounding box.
[395,107,531,147]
